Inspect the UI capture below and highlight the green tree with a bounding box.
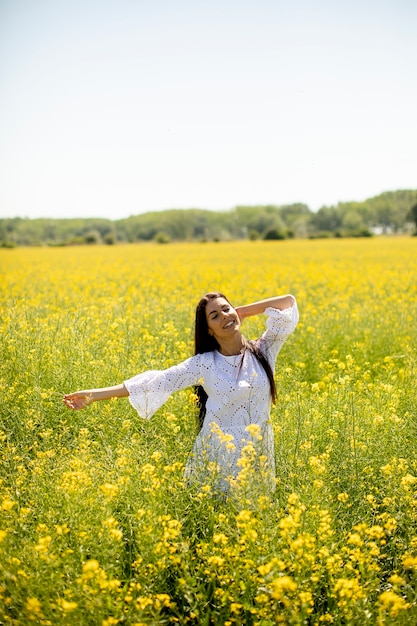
[263,227,286,240]
[312,206,343,233]
[84,230,101,244]
[154,231,170,244]
[407,203,417,231]
[342,209,365,233]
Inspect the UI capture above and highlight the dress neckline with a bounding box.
[216,349,245,363]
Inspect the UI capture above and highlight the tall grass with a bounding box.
[0,238,416,625]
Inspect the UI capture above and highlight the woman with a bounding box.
[64,292,298,493]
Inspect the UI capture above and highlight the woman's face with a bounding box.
[205,297,240,342]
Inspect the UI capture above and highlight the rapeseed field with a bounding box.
[0,238,416,625]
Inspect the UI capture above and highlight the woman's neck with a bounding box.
[218,333,245,356]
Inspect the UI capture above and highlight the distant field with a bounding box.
[1,238,417,625]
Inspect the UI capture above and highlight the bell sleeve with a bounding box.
[124,354,202,419]
[258,298,299,365]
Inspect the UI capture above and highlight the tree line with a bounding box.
[1,189,416,247]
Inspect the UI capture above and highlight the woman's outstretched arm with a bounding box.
[63,383,129,410]
[236,294,295,321]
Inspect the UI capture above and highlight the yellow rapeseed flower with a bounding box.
[99,483,119,498]
[270,575,297,601]
[25,597,43,615]
[402,555,417,569]
[337,492,349,503]
[378,590,411,616]
[1,496,15,511]
[57,598,78,612]
[102,618,119,626]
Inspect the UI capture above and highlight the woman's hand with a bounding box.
[63,392,94,410]
[63,384,128,410]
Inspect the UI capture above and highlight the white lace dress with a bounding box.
[124,301,299,492]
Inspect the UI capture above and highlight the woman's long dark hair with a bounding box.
[194,292,277,430]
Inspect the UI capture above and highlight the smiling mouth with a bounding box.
[224,320,235,329]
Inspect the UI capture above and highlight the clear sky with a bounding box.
[1,0,416,220]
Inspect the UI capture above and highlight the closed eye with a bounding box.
[209,305,231,319]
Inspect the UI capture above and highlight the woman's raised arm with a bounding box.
[236,294,295,321]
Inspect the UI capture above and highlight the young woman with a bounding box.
[64,292,298,493]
